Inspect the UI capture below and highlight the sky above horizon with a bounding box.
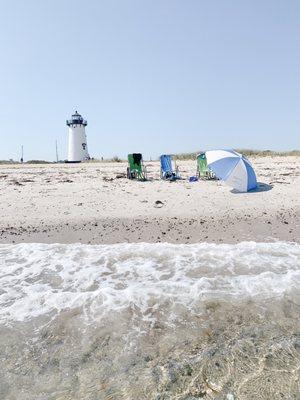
[0,0,299,161]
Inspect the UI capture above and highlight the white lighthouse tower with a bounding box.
[66,111,90,162]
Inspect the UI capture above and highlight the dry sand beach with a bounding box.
[0,155,299,244]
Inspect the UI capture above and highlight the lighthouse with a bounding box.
[66,111,90,162]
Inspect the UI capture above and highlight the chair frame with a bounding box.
[160,155,180,180]
[127,153,147,181]
[196,153,216,180]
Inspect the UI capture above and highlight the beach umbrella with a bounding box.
[206,149,257,192]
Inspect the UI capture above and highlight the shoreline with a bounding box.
[1,213,299,245]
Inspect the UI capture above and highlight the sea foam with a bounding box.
[0,241,299,325]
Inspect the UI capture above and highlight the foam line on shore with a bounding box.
[0,241,299,325]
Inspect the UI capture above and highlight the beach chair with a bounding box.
[197,153,215,180]
[127,153,147,181]
[160,154,180,180]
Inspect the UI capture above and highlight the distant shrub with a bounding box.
[235,149,300,157]
[26,160,52,164]
[173,152,201,160]
[111,155,123,162]
[84,158,101,163]
[0,159,20,164]
[81,156,124,163]
[173,149,300,160]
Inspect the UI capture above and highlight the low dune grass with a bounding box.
[174,149,300,160]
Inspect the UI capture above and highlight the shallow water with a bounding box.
[0,242,299,399]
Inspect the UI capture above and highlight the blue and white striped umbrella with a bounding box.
[206,149,257,192]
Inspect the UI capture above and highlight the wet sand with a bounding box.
[2,297,299,400]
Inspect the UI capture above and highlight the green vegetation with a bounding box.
[110,155,123,162]
[235,149,300,157]
[85,156,124,163]
[26,160,52,164]
[0,159,53,165]
[173,152,200,161]
[174,149,300,160]
[0,160,16,164]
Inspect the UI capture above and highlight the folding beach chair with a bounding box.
[196,153,215,180]
[127,153,147,181]
[160,154,180,180]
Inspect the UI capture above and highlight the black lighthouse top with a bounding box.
[66,111,87,126]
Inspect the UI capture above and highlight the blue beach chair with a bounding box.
[160,154,180,180]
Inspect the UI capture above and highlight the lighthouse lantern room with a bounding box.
[66,111,90,162]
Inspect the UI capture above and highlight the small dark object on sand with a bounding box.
[10,180,24,186]
[22,179,35,183]
[61,179,73,183]
[115,173,126,179]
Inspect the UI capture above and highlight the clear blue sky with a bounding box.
[0,0,299,161]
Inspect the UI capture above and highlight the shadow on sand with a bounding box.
[231,182,273,194]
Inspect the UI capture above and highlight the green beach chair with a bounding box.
[127,153,147,181]
[197,153,215,180]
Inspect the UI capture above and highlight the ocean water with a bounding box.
[0,242,299,400]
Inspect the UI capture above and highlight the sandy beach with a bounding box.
[1,157,300,400]
[2,1,300,398]
[0,156,299,244]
